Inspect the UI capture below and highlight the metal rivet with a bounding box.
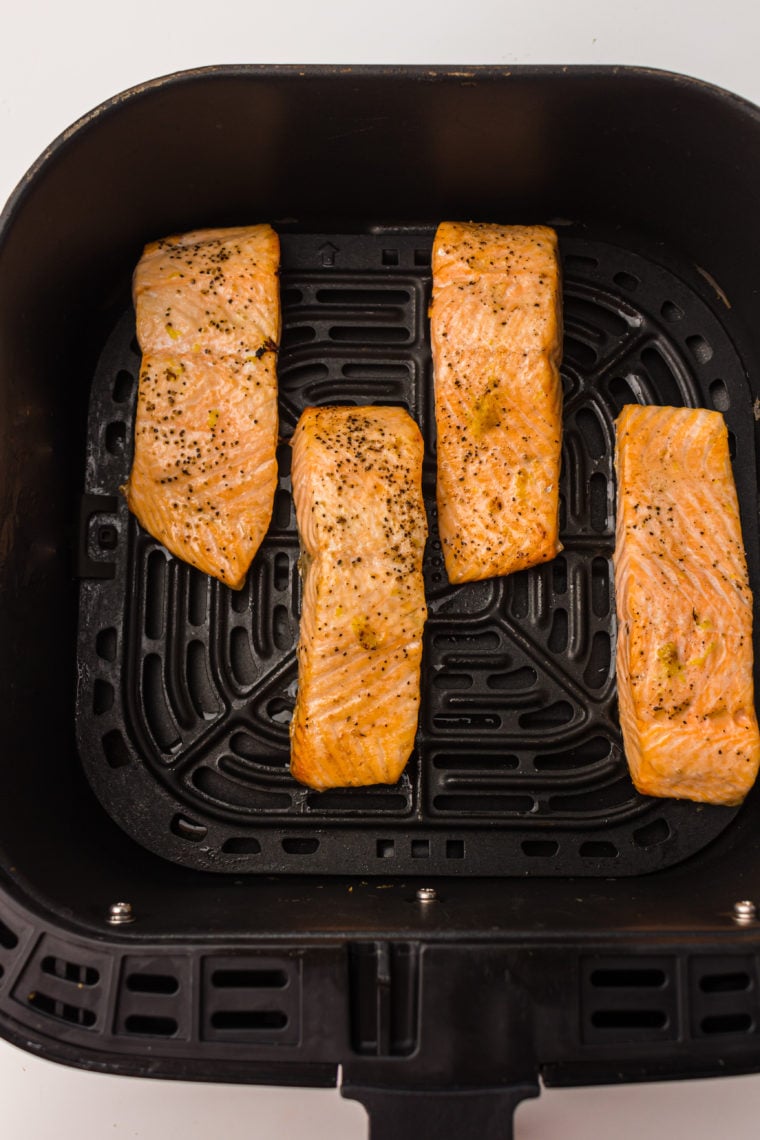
[107,901,135,925]
[416,887,438,903]
[732,900,756,924]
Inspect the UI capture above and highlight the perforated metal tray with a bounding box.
[75,226,758,874]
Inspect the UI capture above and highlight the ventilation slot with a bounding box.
[126,973,179,995]
[690,957,758,1039]
[41,957,99,986]
[0,920,18,951]
[28,991,96,1028]
[582,956,678,1043]
[202,956,299,1043]
[282,837,319,855]
[212,969,287,989]
[124,1014,178,1036]
[221,837,262,855]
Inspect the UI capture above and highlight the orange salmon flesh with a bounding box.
[123,225,280,590]
[289,406,428,790]
[614,404,760,805]
[430,221,563,583]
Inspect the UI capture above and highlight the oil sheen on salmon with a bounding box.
[615,404,760,805]
[431,221,563,583]
[123,225,280,590]
[289,406,428,790]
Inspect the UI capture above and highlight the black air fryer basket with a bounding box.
[2,65,760,1138]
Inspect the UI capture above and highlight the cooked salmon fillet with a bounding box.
[289,406,428,790]
[123,225,280,589]
[615,404,760,805]
[430,221,563,583]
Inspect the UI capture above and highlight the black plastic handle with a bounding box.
[342,1083,539,1140]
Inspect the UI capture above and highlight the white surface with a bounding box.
[3,0,760,1135]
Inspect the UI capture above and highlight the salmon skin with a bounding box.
[289,406,428,790]
[123,225,280,590]
[430,221,563,583]
[615,404,760,805]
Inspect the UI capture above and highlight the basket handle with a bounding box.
[342,1082,539,1140]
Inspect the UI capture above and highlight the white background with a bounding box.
[3,0,760,1135]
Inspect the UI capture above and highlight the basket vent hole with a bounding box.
[579,840,618,858]
[534,736,612,772]
[377,839,395,858]
[728,430,737,459]
[28,992,96,1028]
[170,814,207,843]
[589,472,609,533]
[221,837,262,855]
[590,968,666,988]
[143,654,180,751]
[521,840,559,857]
[552,556,567,595]
[105,421,126,455]
[211,969,287,989]
[382,249,399,266]
[547,609,568,653]
[41,957,99,986]
[272,605,292,651]
[0,921,18,951]
[267,697,293,725]
[613,271,639,291]
[591,558,610,617]
[187,572,208,626]
[112,370,133,403]
[700,1013,753,1034]
[411,840,430,859]
[230,626,256,687]
[126,973,179,995]
[124,1014,178,1036]
[282,837,319,855]
[686,334,713,364]
[633,818,671,848]
[211,1010,287,1030]
[661,300,684,322]
[277,442,292,478]
[414,248,429,267]
[93,680,114,715]
[709,379,730,411]
[583,631,611,690]
[591,1009,666,1029]
[699,972,751,994]
[576,407,606,459]
[144,551,167,639]
[273,553,290,592]
[95,627,117,662]
[446,840,465,859]
[102,729,130,769]
[520,701,573,730]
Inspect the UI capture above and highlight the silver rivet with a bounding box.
[416,887,438,903]
[107,901,134,925]
[732,900,756,924]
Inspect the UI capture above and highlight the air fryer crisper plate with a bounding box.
[75,227,758,875]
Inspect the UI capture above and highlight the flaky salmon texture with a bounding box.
[123,225,280,589]
[615,404,760,805]
[431,221,563,583]
[289,406,428,790]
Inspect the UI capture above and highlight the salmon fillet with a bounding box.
[615,404,760,805]
[289,406,428,790]
[123,225,280,590]
[430,221,563,583]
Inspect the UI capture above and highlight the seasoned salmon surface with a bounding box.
[615,404,760,805]
[290,406,428,790]
[123,225,280,589]
[430,221,563,583]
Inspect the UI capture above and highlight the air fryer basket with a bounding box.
[3,66,760,1138]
